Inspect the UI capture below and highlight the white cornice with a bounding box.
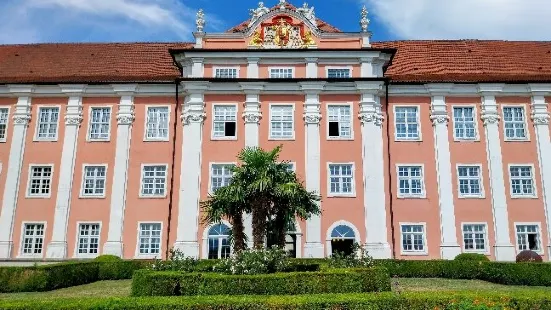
[528,84,551,95]
[477,83,506,95]
[389,84,531,97]
[7,84,35,96]
[0,84,178,97]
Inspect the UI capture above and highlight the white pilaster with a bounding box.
[305,58,318,79]
[46,85,86,259]
[479,84,516,261]
[102,84,137,257]
[240,82,263,249]
[0,85,33,259]
[529,84,551,259]
[427,86,461,259]
[356,81,391,259]
[360,58,374,78]
[247,58,260,79]
[300,81,325,258]
[191,58,204,78]
[173,82,209,258]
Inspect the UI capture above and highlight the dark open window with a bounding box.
[528,233,538,250]
[225,122,236,137]
[329,121,339,137]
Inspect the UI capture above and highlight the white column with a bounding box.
[247,58,259,79]
[46,85,85,258]
[429,93,461,259]
[173,82,208,258]
[102,85,137,257]
[240,83,263,249]
[305,58,318,78]
[479,85,516,261]
[300,81,325,258]
[0,86,33,258]
[356,82,391,258]
[529,85,551,259]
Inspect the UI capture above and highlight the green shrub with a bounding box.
[93,255,122,262]
[213,247,290,275]
[131,267,391,296]
[454,253,490,262]
[327,243,375,268]
[1,292,551,309]
[148,249,200,272]
[98,260,148,280]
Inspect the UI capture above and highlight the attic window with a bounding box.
[327,68,351,78]
[270,68,294,78]
[214,68,238,79]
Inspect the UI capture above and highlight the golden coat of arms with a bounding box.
[248,16,316,49]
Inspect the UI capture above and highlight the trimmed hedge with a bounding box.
[131,268,391,296]
[0,261,147,293]
[375,259,551,286]
[1,292,551,309]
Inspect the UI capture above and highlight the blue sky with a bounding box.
[0,0,550,44]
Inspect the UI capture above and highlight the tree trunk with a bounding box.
[231,212,246,253]
[252,199,268,249]
[274,211,287,249]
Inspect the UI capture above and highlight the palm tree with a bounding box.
[201,182,248,253]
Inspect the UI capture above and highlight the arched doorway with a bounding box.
[207,223,231,259]
[329,224,356,256]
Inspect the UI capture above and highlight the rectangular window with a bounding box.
[21,223,45,255]
[77,223,100,255]
[138,223,162,255]
[212,105,237,138]
[270,105,294,139]
[140,165,167,197]
[282,162,295,173]
[214,68,238,78]
[328,164,354,195]
[36,107,59,140]
[27,166,53,197]
[270,68,293,79]
[453,107,477,140]
[0,107,8,142]
[457,165,483,197]
[509,165,535,197]
[327,68,351,78]
[401,224,426,253]
[328,105,352,139]
[145,107,169,140]
[211,164,234,192]
[88,107,111,141]
[395,106,420,140]
[397,166,424,197]
[463,224,487,252]
[516,224,541,252]
[503,107,527,140]
[81,166,107,197]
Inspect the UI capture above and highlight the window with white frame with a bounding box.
[463,224,487,252]
[27,166,52,197]
[394,107,420,140]
[282,162,295,173]
[0,107,8,142]
[36,107,59,140]
[457,165,482,197]
[138,223,161,255]
[214,68,238,78]
[145,107,169,140]
[327,68,351,78]
[88,107,111,141]
[503,107,527,140]
[81,166,107,197]
[270,105,294,139]
[453,107,477,140]
[76,223,100,255]
[213,105,237,138]
[21,223,45,255]
[328,105,352,138]
[401,224,426,253]
[140,165,167,197]
[397,166,424,197]
[328,164,354,195]
[516,224,541,251]
[270,68,293,78]
[211,164,234,192]
[509,166,535,197]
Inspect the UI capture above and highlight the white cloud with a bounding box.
[363,0,551,40]
[0,0,223,44]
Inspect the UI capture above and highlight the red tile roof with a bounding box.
[1,40,551,84]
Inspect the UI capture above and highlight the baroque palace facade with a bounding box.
[1,0,551,262]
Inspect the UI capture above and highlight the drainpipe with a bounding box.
[165,80,180,259]
[385,80,397,259]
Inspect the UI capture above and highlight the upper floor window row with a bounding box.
[211,66,353,79]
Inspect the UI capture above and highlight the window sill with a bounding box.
[134,254,161,260]
[394,138,422,142]
[327,193,357,198]
[79,195,107,199]
[268,138,295,141]
[139,195,168,199]
[17,254,44,259]
[511,195,538,199]
[453,139,480,142]
[327,137,354,141]
[397,195,427,199]
[33,138,58,142]
[143,138,170,142]
[25,194,52,199]
[400,251,428,256]
[211,137,238,141]
[504,138,530,142]
[86,139,111,143]
[74,253,100,259]
[463,250,490,256]
[458,195,486,199]
[0,140,6,143]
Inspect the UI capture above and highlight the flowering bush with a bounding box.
[327,243,374,268]
[148,249,199,272]
[213,247,290,275]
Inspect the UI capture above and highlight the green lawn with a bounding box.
[1,278,550,300]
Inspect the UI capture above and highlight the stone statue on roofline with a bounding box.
[279,0,287,10]
[297,2,316,26]
[196,9,205,32]
[360,5,370,32]
[249,2,270,27]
